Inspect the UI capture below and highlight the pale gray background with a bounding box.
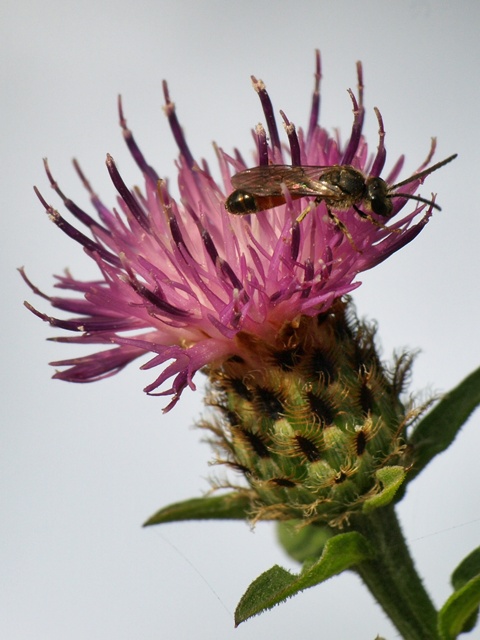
[2,1,479,638]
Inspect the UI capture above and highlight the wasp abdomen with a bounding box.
[225,190,295,215]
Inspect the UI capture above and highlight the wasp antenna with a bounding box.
[391,154,457,190]
[391,192,442,212]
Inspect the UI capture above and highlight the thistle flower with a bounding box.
[25,53,477,639]
[24,51,449,526]
[24,52,440,414]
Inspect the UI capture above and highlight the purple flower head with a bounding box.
[24,52,447,411]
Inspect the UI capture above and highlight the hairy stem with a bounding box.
[352,505,439,640]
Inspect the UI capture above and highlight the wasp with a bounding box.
[225,155,457,226]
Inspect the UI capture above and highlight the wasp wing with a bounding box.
[230,165,343,198]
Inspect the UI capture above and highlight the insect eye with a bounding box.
[366,179,392,217]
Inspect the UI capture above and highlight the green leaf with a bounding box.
[438,575,480,640]
[409,365,480,481]
[452,547,480,590]
[362,466,406,513]
[277,520,333,564]
[235,531,373,626]
[447,547,480,634]
[143,492,252,526]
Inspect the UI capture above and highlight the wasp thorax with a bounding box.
[330,166,366,199]
[365,177,393,217]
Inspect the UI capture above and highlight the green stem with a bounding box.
[351,505,439,640]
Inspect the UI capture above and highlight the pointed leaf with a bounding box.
[277,520,333,564]
[438,575,480,640]
[452,547,480,590]
[447,547,480,633]
[362,466,406,513]
[235,531,373,625]
[143,492,252,526]
[409,365,480,480]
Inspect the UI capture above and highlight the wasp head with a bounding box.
[365,177,393,217]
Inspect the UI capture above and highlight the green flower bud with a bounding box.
[203,298,414,528]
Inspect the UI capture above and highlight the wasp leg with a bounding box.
[352,205,401,233]
[326,208,361,253]
[296,199,319,223]
[297,200,361,252]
